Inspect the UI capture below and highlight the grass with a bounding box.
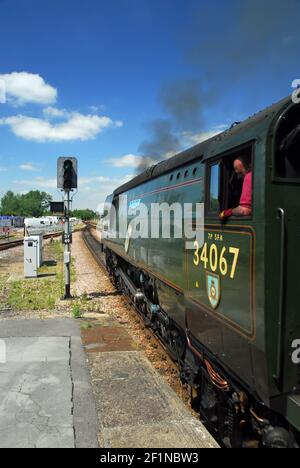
[81,291,88,303]
[1,240,75,311]
[7,280,57,310]
[0,237,102,316]
[0,274,9,307]
[0,274,8,292]
[80,321,92,330]
[72,303,82,319]
[75,295,105,315]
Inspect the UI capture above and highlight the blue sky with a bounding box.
[0,0,299,210]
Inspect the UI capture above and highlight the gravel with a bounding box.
[74,229,194,414]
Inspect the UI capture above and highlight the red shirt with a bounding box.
[239,172,252,209]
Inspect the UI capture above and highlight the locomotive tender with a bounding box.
[101,95,300,447]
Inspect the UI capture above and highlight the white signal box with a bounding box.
[24,237,41,278]
[30,234,43,268]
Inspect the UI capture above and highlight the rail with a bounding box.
[0,226,84,252]
[81,225,179,363]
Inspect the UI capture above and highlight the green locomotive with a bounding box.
[101,95,300,447]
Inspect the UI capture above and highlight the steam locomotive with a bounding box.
[100,95,300,448]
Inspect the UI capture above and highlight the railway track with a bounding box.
[81,226,107,271]
[0,228,84,252]
[81,225,182,371]
[82,226,224,447]
[0,239,24,251]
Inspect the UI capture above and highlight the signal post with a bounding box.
[57,157,78,299]
[63,188,71,298]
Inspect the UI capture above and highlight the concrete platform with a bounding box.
[0,317,218,448]
[0,319,98,448]
[90,351,219,448]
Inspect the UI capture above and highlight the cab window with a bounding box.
[207,163,221,214]
[110,196,119,235]
[275,104,300,181]
[206,143,253,217]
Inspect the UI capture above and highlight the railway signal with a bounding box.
[57,157,78,190]
[57,156,78,299]
[50,201,64,215]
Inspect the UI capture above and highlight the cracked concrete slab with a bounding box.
[0,319,98,448]
[0,337,74,448]
[91,351,219,448]
[0,318,80,338]
[3,337,70,362]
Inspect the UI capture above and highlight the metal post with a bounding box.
[63,189,71,299]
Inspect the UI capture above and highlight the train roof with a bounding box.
[114,95,292,196]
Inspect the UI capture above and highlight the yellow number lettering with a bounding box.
[219,246,228,276]
[229,247,240,279]
[194,239,240,279]
[209,243,218,272]
[193,240,200,266]
[200,242,209,269]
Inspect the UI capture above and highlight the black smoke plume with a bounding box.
[137,0,300,173]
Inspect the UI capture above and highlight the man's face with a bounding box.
[233,159,246,180]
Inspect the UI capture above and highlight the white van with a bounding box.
[24,218,51,228]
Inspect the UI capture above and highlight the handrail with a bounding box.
[273,207,286,387]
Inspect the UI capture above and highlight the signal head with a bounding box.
[57,157,78,190]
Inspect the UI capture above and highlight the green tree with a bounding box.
[21,191,52,217]
[71,209,98,220]
[0,191,21,215]
[0,190,52,217]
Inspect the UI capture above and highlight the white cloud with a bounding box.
[107,154,142,168]
[0,166,7,172]
[13,174,132,192]
[73,174,134,211]
[0,112,123,142]
[106,128,227,172]
[19,163,38,171]
[79,176,111,186]
[12,173,134,211]
[89,106,98,113]
[181,125,227,147]
[13,176,57,189]
[43,107,69,118]
[0,72,57,106]
[107,153,156,168]
[89,105,108,113]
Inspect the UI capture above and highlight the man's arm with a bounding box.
[232,205,251,216]
[219,171,252,220]
[219,205,251,220]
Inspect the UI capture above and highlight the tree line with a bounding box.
[71,209,98,220]
[0,190,98,220]
[0,190,52,217]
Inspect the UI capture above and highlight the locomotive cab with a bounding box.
[274,103,300,180]
[185,97,300,446]
[101,95,300,447]
[264,101,300,438]
[205,144,253,217]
